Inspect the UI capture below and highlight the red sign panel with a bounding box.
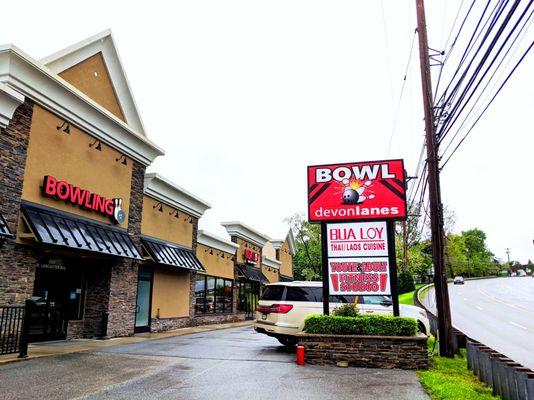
[307,159,406,222]
[244,248,259,263]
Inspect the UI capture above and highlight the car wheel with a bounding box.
[417,321,426,335]
[277,336,298,349]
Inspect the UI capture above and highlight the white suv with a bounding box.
[254,281,430,347]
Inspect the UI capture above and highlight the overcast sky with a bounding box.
[2,1,533,263]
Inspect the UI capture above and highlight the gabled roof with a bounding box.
[270,229,297,256]
[40,29,146,137]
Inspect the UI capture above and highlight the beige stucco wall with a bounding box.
[196,244,234,279]
[20,105,132,229]
[262,241,276,259]
[141,195,193,247]
[151,267,190,318]
[261,265,279,283]
[234,237,261,268]
[279,239,293,277]
[59,52,125,121]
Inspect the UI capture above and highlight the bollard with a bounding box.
[296,345,305,366]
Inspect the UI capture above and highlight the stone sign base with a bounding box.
[298,333,428,370]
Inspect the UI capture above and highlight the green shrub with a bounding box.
[304,314,417,336]
[332,304,359,317]
[398,270,416,294]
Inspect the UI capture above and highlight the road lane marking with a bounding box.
[509,321,528,330]
[478,289,534,316]
[475,306,483,311]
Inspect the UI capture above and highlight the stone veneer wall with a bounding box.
[0,101,36,306]
[299,334,428,370]
[106,160,145,337]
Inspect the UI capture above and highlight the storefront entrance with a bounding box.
[134,266,153,333]
[31,259,84,342]
[237,281,260,319]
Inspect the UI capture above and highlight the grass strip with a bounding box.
[418,337,498,400]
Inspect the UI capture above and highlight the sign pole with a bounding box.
[320,222,330,316]
[386,221,400,317]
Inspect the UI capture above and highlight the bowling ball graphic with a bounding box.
[342,188,359,204]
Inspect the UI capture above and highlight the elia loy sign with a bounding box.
[327,221,388,258]
[42,175,126,224]
[307,159,407,222]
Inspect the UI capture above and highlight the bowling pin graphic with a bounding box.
[113,198,126,224]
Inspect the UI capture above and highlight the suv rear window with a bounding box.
[260,286,286,301]
[285,287,323,302]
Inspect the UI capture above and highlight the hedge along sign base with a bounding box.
[307,159,407,317]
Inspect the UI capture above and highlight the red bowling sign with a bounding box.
[307,159,407,222]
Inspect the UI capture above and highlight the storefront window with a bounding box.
[237,281,260,315]
[195,275,233,315]
[195,275,206,314]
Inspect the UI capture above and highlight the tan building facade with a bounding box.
[0,31,294,348]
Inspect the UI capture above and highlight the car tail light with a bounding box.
[256,304,293,314]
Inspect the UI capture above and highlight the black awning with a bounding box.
[237,263,268,283]
[21,201,142,260]
[0,212,13,238]
[141,236,205,272]
[279,274,294,282]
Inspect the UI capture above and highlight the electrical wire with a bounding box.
[440,37,534,168]
[386,28,418,156]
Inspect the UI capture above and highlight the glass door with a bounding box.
[134,266,152,333]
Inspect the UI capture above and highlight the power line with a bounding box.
[440,37,534,168]
[386,28,418,156]
[440,5,534,158]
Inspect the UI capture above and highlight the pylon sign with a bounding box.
[308,159,405,314]
[307,159,407,223]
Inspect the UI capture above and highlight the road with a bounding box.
[423,277,534,370]
[0,326,429,400]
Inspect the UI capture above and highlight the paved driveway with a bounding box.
[0,326,429,400]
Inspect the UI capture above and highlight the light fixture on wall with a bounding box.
[56,120,71,134]
[169,209,179,218]
[153,202,163,212]
[89,139,102,151]
[209,249,214,255]
[115,154,128,165]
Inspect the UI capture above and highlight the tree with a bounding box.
[285,213,322,280]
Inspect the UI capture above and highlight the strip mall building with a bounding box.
[0,31,294,340]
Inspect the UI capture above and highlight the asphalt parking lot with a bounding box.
[0,326,429,400]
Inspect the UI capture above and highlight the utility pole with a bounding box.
[402,220,408,271]
[415,0,454,358]
[505,248,511,264]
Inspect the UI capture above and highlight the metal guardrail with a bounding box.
[415,284,534,400]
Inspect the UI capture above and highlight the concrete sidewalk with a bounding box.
[0,320,253,365]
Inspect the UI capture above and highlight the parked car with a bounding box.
[253,281,430,347]
[517,269,527,277]
[453,276,464,285]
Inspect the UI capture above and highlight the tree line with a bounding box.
[286,208,508,285]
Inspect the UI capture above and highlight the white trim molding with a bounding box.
[144,173,211,219]
[221,221,271,248]
[197,230,239,255]
[262,256,281,269]
[270,229,297,256]
[41,29,147,137]
[0,45,164,166]
[0,83,24,128]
